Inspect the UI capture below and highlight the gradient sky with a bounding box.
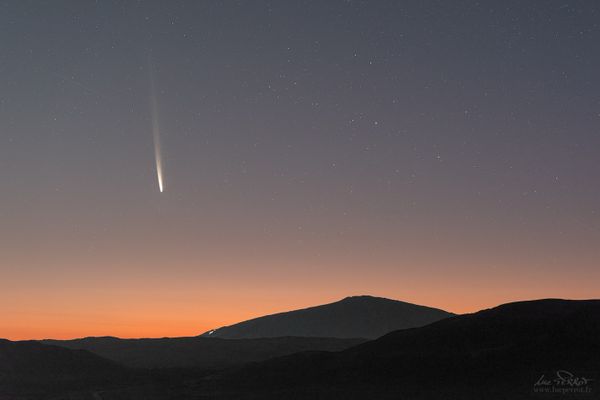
[1,0,599,340]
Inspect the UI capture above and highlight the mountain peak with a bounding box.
[340,295,381,301]
[200,296,454,339]
[338,295,410,303]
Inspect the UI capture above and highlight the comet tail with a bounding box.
[148,58,164,193]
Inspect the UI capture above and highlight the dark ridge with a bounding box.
[42,335,365,369]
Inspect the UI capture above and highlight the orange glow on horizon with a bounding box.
[3,281,599,341]
[3,221,599,341]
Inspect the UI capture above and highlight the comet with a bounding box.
[148,56,164,193]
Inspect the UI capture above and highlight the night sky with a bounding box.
[2,1,599,340]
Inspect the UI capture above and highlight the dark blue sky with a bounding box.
[1,1,599,339]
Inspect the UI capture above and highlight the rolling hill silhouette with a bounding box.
[207,299,600,399]
[42,336,364,369]
[200,295,454,339]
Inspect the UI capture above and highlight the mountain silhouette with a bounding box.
[4,299,598,399]
[42,336,364,369]
[205,299,600,399]
[200,295,454,339]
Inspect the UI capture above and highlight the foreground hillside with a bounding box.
[0,339,128,398]
[200,295,454,339]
